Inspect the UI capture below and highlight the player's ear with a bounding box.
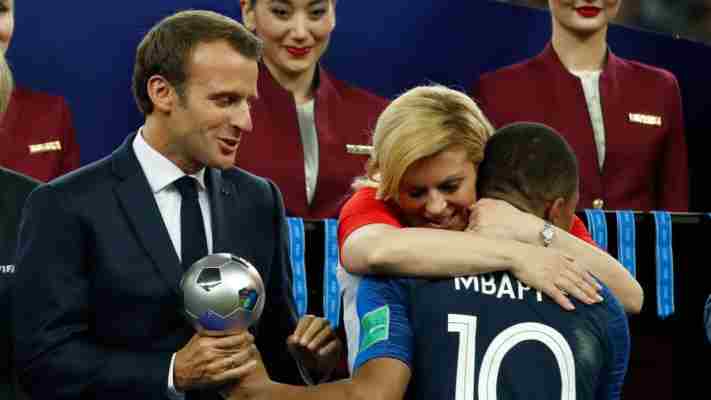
[546,197,566,227]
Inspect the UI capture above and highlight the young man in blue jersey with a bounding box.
[225,122,630,400]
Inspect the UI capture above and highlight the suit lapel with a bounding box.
[598,50,622,177]
[207,168,230,254]
[112,134,182,295]
[207,169,255,265]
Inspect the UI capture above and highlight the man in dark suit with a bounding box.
[0,167,36,400]
[12,10,340,400]
[0,49,39,400]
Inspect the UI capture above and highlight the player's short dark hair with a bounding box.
[132,10,262,115]
[477,122,579,211]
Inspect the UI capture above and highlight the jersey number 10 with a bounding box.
[448,313,576,400]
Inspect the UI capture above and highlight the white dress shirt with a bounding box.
[296,99,319,205]
[571,69,606,171]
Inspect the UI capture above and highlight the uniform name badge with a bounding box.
[346,144,372,155]
[28,140,62,154]
[628,113,662,127]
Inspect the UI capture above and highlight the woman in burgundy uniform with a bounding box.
[238,0,388,219]
[473,0,688,211]
[0,0,80,182]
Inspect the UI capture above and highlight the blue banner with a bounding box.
[652,211,675,319]
[616,211,637,278]
[584,209,608,251]
[324,219,342,328]
[287,217,308,318]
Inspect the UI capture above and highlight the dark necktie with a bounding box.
[174,176,208,270]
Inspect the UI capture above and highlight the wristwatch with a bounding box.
[541,221,555,247]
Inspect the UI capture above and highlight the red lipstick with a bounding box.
[286,46,311,58]
[576,6,601,18]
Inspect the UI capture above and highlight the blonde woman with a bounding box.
[0,0,80,181]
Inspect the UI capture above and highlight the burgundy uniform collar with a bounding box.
[257,62,342,105]
[537,42,621,83]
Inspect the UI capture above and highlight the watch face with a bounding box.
[543,228,554,240]
[542,222,554,245]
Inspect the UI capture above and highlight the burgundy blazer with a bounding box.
[472,43,689,212]
[236,64,388,219]
[0,86,80,182]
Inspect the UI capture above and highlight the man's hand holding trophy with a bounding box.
[174,253,267,392]
[175,253,341,398]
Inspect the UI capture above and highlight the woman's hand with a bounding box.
[508,246,603,310]
[468,198,602,310]
[467,198,539,243]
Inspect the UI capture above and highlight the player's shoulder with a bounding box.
[598,284,627,321]
[570,284,627,340]
[360,275,415,291]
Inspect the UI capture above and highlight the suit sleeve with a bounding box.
[12,184,172,399]
[254,179,302,384]
[58,97,81,175]
[658,75,689,211]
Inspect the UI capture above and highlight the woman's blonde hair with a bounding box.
[0,52,13,114]
[356,85,494,201]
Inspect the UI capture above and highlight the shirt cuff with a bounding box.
[167,353,185,400]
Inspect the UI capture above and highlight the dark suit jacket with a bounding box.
[0,168,39,400]
[236,63,388,219]
[473,43,689,212]
[11,134,300,399]
[0,86,81,182]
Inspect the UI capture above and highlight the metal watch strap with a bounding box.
[541,221,554,247]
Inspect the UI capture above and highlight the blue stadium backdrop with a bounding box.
[8,1,710,210]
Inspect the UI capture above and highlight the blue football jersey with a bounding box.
[353,272,629,400]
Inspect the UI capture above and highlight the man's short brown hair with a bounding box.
[132,10,262,115]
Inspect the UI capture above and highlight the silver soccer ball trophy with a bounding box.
[180,253,265,331]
